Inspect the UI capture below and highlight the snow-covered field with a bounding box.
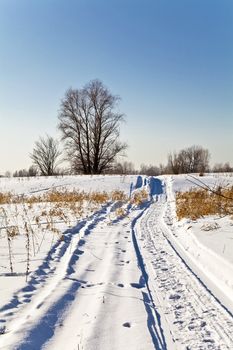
[0,174,233,349]
[0,175,136,197]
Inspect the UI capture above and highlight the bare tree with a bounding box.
[13,166,38,177]
[212,162,233,173]
[167,151,182,174]
[140,164,161,176]
[58,80,127,174]
[16,169,28,177]
[4,171,11,178]
[28,165,38,177]
[30,135,61,176]
[167,145,210,174]
[112,161,135,175]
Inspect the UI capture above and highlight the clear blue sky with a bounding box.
[0,0,232,173]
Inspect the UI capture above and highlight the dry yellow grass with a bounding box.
[176,187,233,220]
[0,189,126,205]
[115,207,127,218]
[111,190,127,201]
[0,188,130,276]
[0,192,13,204]
[130,188,148,206]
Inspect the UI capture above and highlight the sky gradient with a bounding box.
[0,0,233,173]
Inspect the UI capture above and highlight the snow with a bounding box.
[0,175,137,197]
[168,175,233,313]
[172,173,233,193]
[0,174,233,349]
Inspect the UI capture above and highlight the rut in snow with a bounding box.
[135,193,233,350]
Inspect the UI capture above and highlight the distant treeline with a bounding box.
[3,145,233,177]
[2,80,232,178]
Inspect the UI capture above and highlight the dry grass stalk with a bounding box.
[130,189,148,206]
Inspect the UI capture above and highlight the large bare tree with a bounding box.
[58,80,127,174]
[30,135,61,176]
[167,145,210,174]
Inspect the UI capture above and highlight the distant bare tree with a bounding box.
[159,163,168,175]
[17,169,28,177]
[167,152,181,174]
[4,171,11,178]
[212,162,233,173]
[113,161,135,175]
[28,165,38,177]
[140,164,160,176]
[30,135,61,176]
[58,80,127,174]
[13,166,37,177]
[167,145,210,174]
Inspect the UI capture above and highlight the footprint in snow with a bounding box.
[173,320,184,325]
[203,338,215,344]
[0,326,6,334]
[22,298,31,303]
[169,293,181,301]
[36,301,44,309]
[188,319,207,331]
[78,239,86,246]
[122,322,131,328]
[130,283,144,289]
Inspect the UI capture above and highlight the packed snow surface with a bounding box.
[0,174,232,349]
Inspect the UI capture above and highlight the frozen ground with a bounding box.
[0,174,232,349]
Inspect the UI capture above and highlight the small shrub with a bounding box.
[115,207,126,218]
[130,189,148,206]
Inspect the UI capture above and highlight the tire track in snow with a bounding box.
[137,198,233,349]
[29,208,158,350]
[131,204,168,350]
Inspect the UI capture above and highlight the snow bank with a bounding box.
[166,175,233,312]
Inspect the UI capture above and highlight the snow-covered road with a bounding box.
[0,176,233,349]
[136,198,233,349]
